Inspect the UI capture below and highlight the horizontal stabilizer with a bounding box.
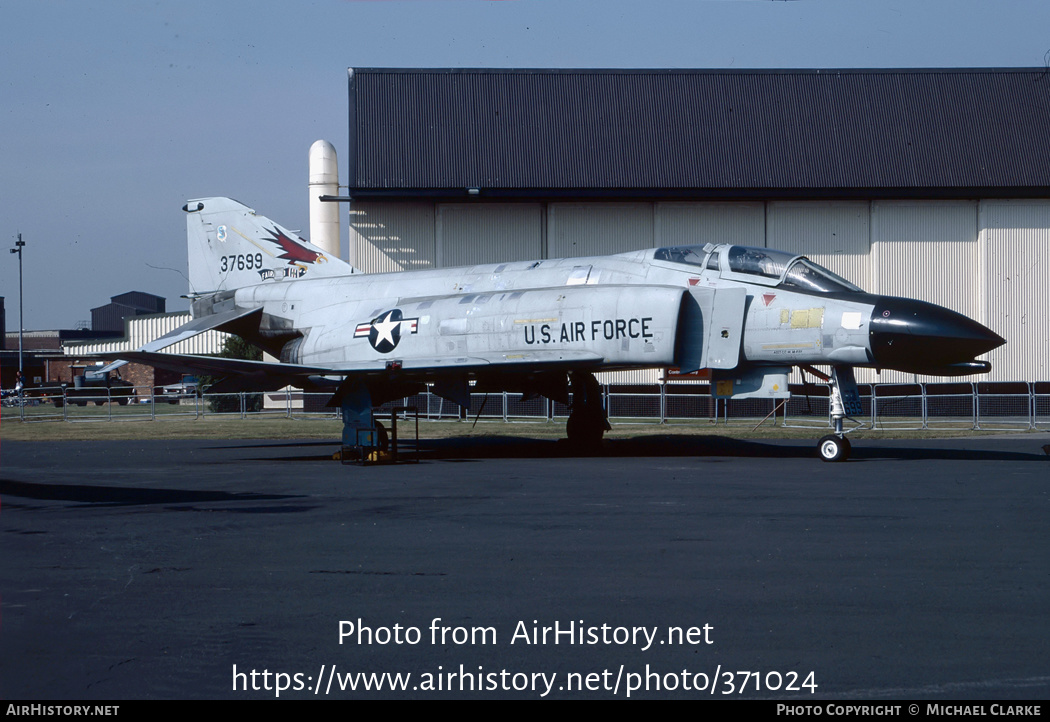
[139,307,262,353]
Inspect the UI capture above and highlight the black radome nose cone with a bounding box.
[869,297,1005,375]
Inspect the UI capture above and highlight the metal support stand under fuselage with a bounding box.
[338,384,420,465]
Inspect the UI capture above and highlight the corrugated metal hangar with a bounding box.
[341,68,1050,383]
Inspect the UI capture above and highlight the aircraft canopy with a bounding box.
[653,244,864,294]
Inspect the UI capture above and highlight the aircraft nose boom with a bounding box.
[868,297,1005,375]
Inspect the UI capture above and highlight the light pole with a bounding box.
[10,234,24,380]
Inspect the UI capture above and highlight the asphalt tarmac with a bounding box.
[2,433,1048,700]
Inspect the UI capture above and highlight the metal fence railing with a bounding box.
[5,381,1050,431]
[5,384,206,422]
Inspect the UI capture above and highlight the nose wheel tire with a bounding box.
[818,435,851,462]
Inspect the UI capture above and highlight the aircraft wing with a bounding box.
[114,348,604,378]
[110,350,329,378]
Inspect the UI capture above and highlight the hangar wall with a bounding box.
[983,201,1050,382]
[439,204,544,266]
[348,198,1049,383]
[348,203,436,273]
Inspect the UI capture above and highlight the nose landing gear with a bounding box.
[805,365,865,463]
[818,434,851,462]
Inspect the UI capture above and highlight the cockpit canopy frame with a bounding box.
[652,244,863,295]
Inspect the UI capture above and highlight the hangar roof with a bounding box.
[347,67,1050,200]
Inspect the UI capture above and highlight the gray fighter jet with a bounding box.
[121,197,1004,462]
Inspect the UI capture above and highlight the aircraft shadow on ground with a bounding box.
[229,434,808,462]
[848,445,1048,462]
[235,434,1049,463]
[225,434,1045,461]
[423,435,1047,462]
[0,478,308,508]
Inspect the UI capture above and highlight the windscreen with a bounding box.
[779,259,864,294]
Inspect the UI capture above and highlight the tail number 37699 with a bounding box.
[220,253,264,273]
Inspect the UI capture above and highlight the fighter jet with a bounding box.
[121,197,1004,462]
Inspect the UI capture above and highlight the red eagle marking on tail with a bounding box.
[263,227,326,265]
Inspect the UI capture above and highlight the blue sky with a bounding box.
[3,0,1049,329]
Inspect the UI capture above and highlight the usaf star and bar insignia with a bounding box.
[354,309,419,353]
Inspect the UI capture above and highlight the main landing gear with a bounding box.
[566,371,611,448]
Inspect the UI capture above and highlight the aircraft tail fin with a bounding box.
[184,197,357,295]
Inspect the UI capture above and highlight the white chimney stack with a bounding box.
[308,139,340,260]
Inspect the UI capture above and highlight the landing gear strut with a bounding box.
[566,371,610,448]
[812,365,863,463]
